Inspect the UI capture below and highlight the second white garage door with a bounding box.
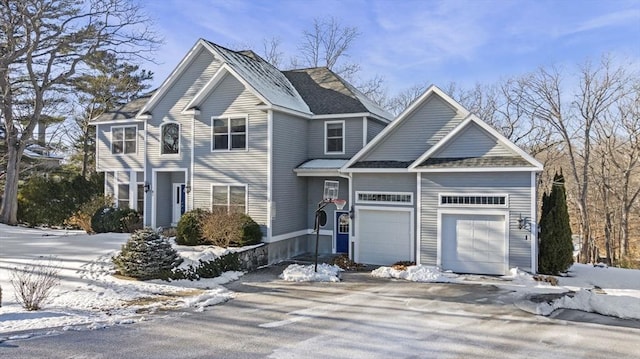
[357,209,413,265]
[441,213,507,275]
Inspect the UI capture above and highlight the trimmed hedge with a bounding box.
[201,210,263,247]
[176,208,210,245]
[172,252,241,281]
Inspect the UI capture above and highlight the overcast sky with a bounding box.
[139,0,640,96]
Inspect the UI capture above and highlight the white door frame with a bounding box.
[354,205,415,264]
[436,208,510,273]
[151,167,188,228]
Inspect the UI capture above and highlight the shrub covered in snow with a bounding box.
[173,252,241,280]
[113,228,182,280]
[176,208,210,245]
[201,209,262,247]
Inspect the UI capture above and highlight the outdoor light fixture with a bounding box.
[185,185,192,193]
[518,214,531,231]
[143,182,150,193]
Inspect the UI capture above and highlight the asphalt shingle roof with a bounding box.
[284,68,392,120]
[92,92,154,122]
[416,156,532,168]
[350,160,413,168]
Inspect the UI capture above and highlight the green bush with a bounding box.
[201,210,263,247]
[18,174,103,226]
[176,208,210,245]
[112,228,182,281]
[172,252,241,280]
[66,195,114,233]
[538,172,574,275]
[91,206,142,233]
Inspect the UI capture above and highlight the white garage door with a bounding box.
[357,209,412,265]
[441,214,506,275]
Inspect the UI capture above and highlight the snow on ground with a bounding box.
[372,264,640,320]
[0,224,242,338]
[280,263,342,282]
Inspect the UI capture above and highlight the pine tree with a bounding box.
[113,229,182,280]
[538,172,574,274]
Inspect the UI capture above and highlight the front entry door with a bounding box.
[335,211,350,253]
[172,183,186,225]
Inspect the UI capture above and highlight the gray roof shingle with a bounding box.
[92,92,155,122]
[283,68,392,120]
[417,156,532,168]
[350,160,413,168]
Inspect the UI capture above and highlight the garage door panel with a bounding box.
[442,214,506,275]
[358,209,412,265]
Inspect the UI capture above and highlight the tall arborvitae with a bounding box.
[538,172,574,274]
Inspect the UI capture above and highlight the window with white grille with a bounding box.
[356,192,413,205]
[439,194,508,207]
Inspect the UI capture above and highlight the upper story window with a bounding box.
[111,126,137,154]
[212,115,247,151]
[325,120,344,154]
[212,184,247,213]
[161,122,180,155]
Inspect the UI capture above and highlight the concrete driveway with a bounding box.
[1,264,640,358]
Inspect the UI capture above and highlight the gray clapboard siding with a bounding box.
[433,122,515,158]
[190,73,269,230]
[96,123,145,171]
[306,177,350,232]
[420,172,533,271]
[308,118,366,158]
[147,48,221,171]
[367,119,386,143]
[272,111,309,236]
[363,96,465,161]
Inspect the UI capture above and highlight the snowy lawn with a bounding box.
[0,224,243,337]
[372,264,640,320]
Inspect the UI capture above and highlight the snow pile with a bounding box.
[536,289,640,319]
[371,265,459,283]
[280,264,342,282]
[0,225,243,336]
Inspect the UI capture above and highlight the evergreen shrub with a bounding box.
[538,172,574,275]
[91,206,142,233]
[175,208,210,245]
[112,228,182,280]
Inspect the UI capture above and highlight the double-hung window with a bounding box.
[212,185,247,213]
[212,116,247,151]
[112,126,137,154]
[161,122,180,154]
[325,121,344,154]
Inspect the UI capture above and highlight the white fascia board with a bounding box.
[138,39,210,117]
[468,115,544,170]
[293,169,342,177]
[411,167,541,173]
[90,118,145,125]
[263,104,313,118]
[341,85,467,171]
[340,168,410,173]
[408,116,474,170]
[182,66,229,113]
[311,112,391,123]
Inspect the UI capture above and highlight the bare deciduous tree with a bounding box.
[0,0,160,224]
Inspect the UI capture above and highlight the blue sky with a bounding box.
[139,0,640,96]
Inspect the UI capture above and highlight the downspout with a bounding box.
[143,120,148,226]
[267,109,273,241]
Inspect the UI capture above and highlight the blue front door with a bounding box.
[335,211,349,253]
